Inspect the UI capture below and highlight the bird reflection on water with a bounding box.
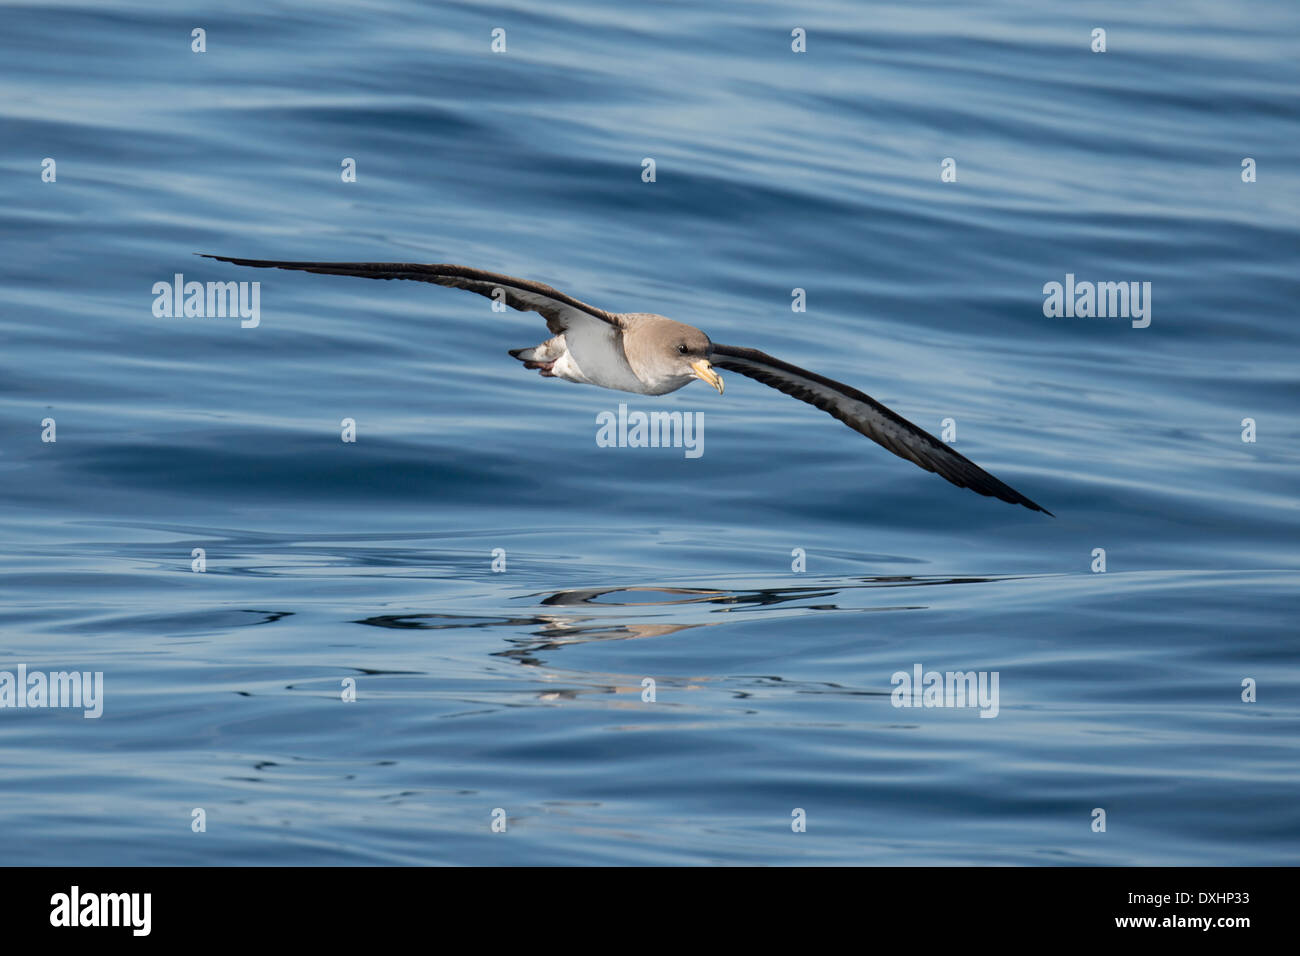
[353,576,1007,657]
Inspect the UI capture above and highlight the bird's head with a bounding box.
[662,323,722,394]
[623,314,723,394]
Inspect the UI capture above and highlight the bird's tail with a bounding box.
[508,336,565,364]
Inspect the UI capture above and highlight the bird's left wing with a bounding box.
[198,255,623,335]
[709,344,1052,514]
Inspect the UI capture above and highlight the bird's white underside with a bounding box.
[515,297,693,395]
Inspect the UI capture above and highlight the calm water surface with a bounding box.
[1,0,1298,864]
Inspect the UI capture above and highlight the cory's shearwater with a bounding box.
[201,255,1052,514]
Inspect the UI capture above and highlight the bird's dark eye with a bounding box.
[677,344,689,354]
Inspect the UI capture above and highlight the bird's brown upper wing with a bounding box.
[199,255,622,335]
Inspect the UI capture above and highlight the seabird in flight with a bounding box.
[200,255,1052,514]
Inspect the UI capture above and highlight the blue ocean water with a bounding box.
[1,0,1297,865]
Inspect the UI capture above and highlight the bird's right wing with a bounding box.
[710,344,1052,514]
[198,255,623,336]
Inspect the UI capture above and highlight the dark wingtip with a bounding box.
[198,254,273,267]
[1020,496,1054,517]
